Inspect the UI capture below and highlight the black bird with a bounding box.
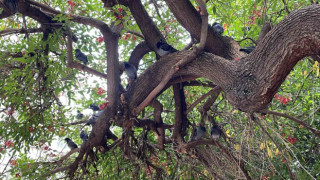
[156,39,177,56]
[4,0,17,14]
[211,125,222,140]
[89,104,100,111]
[192,126,206,141]
[64,138,78,150]
[76,110,84,120]
[240,46,255,54]
[86,110,103,126]
[80,130,89,142]
[212,22,224,35]
[75,49,88,65]
[123,62,137,80]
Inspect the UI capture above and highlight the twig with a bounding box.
[251,114,296,180]
[112,150,121,176]
[261,110,320,138]
[237,37,257,45]
[185,86,221,115]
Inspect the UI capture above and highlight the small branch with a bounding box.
[57,148,80,163]
[261,110,320,138]
[282,0,290,14]
[185,86,220,115]
[0,28,42,36]
[68,62,108,79]
[127,30,144,39]
[237,37,257,45]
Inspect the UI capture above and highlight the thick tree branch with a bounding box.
[165,0,241,58]
[149,99,165,149]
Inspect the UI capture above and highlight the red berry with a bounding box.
[97,37,104,43]
[28,127,34,132]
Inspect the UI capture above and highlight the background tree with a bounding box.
[0,0,319,179]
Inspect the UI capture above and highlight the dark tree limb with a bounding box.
[165,0,241,58]
[128,41,152,68]
[172,84,188,144]
[149,99,165,149]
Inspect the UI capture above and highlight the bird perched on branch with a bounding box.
[240,46,255,54]
[80,130,88,142]
[75,49,88,65]
[64,138,78,150]
[192,125,206,141]
[211,125,222,140]
[156,39,177,56]
[212,22,224,35]
[4,0,17,14]
[76,110,84,120]
[86,110,103,126]
[123,62,137,80]
[89,104,100,111]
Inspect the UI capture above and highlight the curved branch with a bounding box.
[128,41,152,68]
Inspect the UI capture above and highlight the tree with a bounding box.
[0,0,319,179]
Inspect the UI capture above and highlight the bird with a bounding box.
[86,110,103,126]
[64,138,78,150]
[156,39,177,56]
[89,104,100,111]
[75,49,88,65]
[123,62,137,80]
[192,125,206,141]
[80,131,89,142]
[4,0,17,14]
[240,46,255,54]
[76,110,84,120]
[211,125,222,140]
[212,22,224,35]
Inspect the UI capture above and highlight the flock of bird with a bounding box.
[0,1,241,150]
[64,104,223,150]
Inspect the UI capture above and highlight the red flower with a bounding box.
[132,36,137,41]
[234,58,240,61]
[99,102,109,110]
[282,158,286,163]
[118,8,123,12]
[97,87,106,95]
[0,147,3,152]
[44,146,49,150]
[117,15,123,20]
[223,23,229,30]
[97,37,104,43]
[124,34,131,41]
[5,140,14,148]
[28,127,34,132]
[10,160,17,166]
[286,136,297,144]
[67,1,76,8]
[49,153,56,157]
